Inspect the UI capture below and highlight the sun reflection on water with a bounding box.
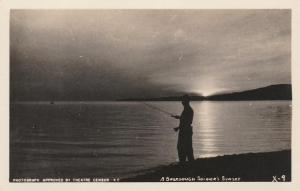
[193,101,220,158]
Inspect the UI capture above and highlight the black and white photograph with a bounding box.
[9,9,292,182]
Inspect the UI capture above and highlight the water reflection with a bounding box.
[194,101,218,158]
[191,101,291,158]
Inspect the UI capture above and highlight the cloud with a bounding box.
[10,10,291,100]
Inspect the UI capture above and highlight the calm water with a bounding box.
[10,101,291,179]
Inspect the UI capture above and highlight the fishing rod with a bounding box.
[141,102,177,118]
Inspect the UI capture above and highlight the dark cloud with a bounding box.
[10,10,291,101]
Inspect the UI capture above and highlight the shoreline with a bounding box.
[122,150,291,182]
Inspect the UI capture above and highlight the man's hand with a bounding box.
[173,127,179,132]
[171,115,180,119]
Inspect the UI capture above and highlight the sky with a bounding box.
[10,10,291,101]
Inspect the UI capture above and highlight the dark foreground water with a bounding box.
[10,101,291,179]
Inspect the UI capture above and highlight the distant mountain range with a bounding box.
[118,84,292,101]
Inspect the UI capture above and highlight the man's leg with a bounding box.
[187,135,194,162]
[177,132,186,163]
[178,147,186,163]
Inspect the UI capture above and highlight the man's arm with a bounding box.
[172,114,181,132]
[171,115,180,119]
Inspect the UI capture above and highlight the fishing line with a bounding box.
[141,102,174,117]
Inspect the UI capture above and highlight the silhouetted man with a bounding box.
[172,95,194,163]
